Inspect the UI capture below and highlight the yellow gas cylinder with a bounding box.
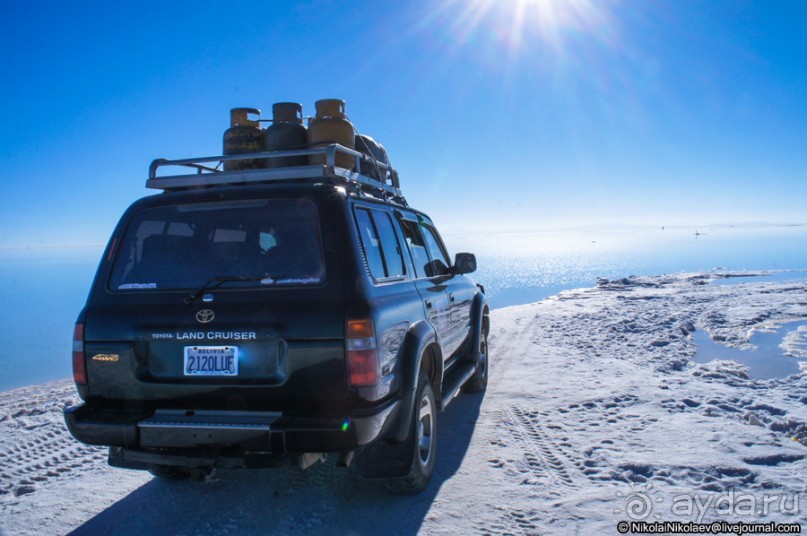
[307,99,355,170]
[223,108,264,171]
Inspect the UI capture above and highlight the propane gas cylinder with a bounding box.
[307,99,355,170]
[223,108,264,171]
[263,102,308,168]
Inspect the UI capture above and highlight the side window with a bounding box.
[421,224,451,277]
[399,219,431,278]
[372,211,405,278]
[355,209,386,279]
[354,207,405,280]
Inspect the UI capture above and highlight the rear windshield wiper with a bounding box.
[184,275,283,304]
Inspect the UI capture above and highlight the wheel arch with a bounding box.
[469,290,490,364]
[402,320,443,396]
[386,321,442,443]
[355,321,443,478]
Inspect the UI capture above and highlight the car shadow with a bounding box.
[69,392,484,536]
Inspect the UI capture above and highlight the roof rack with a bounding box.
[147,144,406,205]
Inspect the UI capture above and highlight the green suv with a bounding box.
[64,144,489,494]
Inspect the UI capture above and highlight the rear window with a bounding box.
[109,198,325,290]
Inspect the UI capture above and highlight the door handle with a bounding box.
[425,299,433,309]
[449,293,456,303]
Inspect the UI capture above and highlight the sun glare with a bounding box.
[390,0,622,111]
[430,0,617,62]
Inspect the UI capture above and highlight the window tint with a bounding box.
[355,209,386,279]
[355,208,405,280]
[421,224,451,277]
[109,198,325,290]
[399,220,431,278]
[372,211,404,278]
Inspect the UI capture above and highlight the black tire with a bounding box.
[387,375,437,494]
[462,329,489,393]
[148,464,193,481]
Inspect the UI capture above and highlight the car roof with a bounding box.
[123,182,433,223]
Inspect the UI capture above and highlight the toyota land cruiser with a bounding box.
[64,140,489,494]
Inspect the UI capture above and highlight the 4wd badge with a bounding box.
[195,309,215,324]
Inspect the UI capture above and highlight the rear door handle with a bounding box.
[449,293,456,303]
[425,300,433,309]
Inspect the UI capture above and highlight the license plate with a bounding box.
[184,346,239,376]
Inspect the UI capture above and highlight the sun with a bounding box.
[432,0,616,57]
[400,0,621,101]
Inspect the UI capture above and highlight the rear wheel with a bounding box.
[462,330,489,393]
[387,375,437,494]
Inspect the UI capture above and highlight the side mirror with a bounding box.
[453,252,477,274]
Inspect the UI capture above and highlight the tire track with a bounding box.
[477,506,544,535]
[509,406,576,488]
[0,382,105,498]
[488,400,642,491]
[488,306,547,391]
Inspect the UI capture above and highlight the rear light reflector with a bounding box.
[72,323,87,385]
[347,319,378,387]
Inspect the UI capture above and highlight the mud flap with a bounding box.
[355,385,419,478]
[355,438,415,478]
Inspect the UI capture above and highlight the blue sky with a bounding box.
[1,0,805,247]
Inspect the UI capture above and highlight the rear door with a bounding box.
[84,194,348,412]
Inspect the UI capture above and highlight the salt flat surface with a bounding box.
[1,273,805,535]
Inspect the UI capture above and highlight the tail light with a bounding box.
[346,319,378,387]
[72,323,87,385]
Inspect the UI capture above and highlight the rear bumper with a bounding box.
[64,399,401,460]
